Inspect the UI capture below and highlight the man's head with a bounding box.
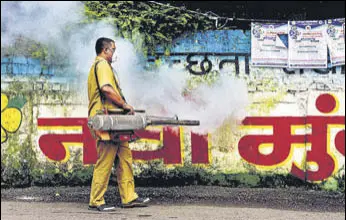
[95,37,116,63]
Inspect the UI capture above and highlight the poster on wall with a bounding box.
[251,22,288,67]
[326,18,345,66]
[288,20,328,69]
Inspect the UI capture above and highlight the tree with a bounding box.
[83,1,214,56]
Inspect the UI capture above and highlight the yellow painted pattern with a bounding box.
[1,93,8,112]
[1,93,23,143]
[1,127,7,143]
[328,93,340,114]
[258,143,274,155]
[37,126,83,131]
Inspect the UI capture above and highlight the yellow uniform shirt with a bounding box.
[87,56,123,140]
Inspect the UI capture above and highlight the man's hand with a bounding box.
[101,85,134,114]
[122,103,135,115]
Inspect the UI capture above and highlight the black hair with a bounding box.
[95,37,115,55]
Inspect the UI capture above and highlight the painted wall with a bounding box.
[1,30,345,189]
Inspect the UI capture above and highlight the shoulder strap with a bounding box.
[94,60,105,104]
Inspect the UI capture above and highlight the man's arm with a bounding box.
[101,85,134,114]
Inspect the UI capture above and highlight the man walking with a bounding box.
[87,37,150,211]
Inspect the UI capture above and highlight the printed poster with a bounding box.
[326,18,345,66]
[288,20,328,69]
[251,22,288,67]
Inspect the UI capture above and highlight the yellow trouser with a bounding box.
[89,140,138,206]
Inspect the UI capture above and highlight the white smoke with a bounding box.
[112,39,249,133]
[1,1,249,133]
[1,1,83,46]
[1,1,116,73]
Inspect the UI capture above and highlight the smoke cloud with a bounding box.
[1,1,249,133]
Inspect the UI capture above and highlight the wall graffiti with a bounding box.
[1,54,343,77]
[37,118,97,164]
[239,94,345,181]
[1,30,344,77]
[36,93,345,182]
[144,30,345,76]
[240,93,344,181]
[1,29,345,188]
[147,52,345,76]
[37,119,210,165]
[148,52,250,75]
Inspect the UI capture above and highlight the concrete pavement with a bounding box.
[2,201,345,220]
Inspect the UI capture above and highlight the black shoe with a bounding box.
[88,204,116,212]
[122,197,150,208]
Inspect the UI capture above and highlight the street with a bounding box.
[1,201,345,220]
[1,186,345,220]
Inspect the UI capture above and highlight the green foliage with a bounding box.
[29,149,93,187]
[83,1,214,56]
[320,167,345,192]
[334,168,345,192]
[6,95,27,109]
[1,1,214,65]
[321,178,339,191]
[1,134,37,187]
[132,160,324,189]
